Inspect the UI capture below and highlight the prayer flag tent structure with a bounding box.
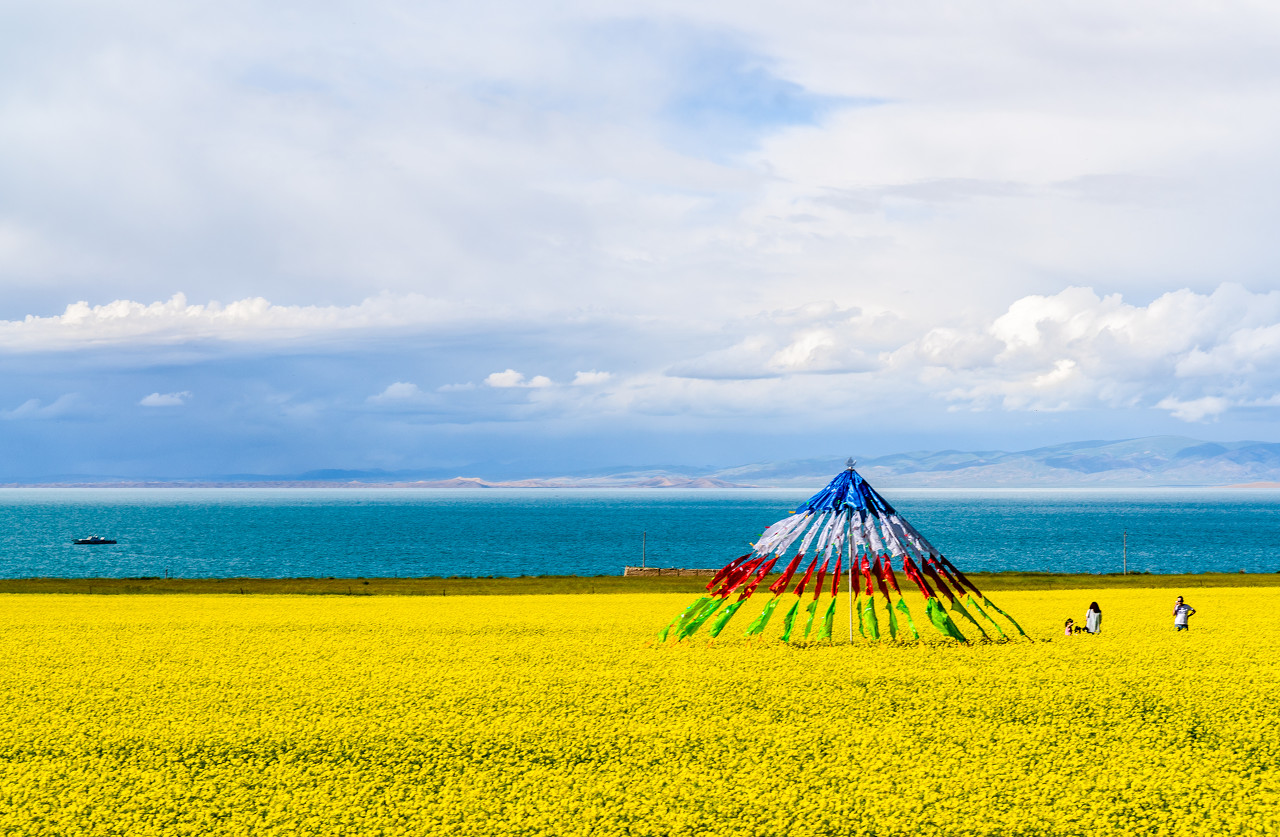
[660,460,1027,643]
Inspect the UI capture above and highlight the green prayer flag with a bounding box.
[983,596,1029,638]
[678,598,725,640]
[780,600,802,642]
[661,595,707,641]
[894,598,920,640]
[967,595,1005,638]
[860,596,880,640]
[925,597,967,642]
[819,597,838,641]
[708,599,746,638]
[675,595,709,629]
[745,598,781,637]
[803,599,820,638]
[948,598,989,640]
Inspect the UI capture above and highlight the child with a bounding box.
[1064,618,1075,636]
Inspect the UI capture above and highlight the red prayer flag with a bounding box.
[930,558,968,597]
[918,558,956,604]
[878,558,904,595]
[939,555,984,598]
[738,557,778,600]
[768,553,805,595]
[873,559,894,603]
[706,552,753,591]
[713,555,765,598]
[792,556,820,596]
[901,556,936,600]
[812,558,829,601]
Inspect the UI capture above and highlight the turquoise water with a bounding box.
[1,488,1278,578]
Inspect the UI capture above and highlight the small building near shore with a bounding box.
[623,566,718,577]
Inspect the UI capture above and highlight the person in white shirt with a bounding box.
[1172,596,1196,631]
[1084,602,1102,634]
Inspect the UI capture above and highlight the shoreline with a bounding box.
[1,571,1277,596]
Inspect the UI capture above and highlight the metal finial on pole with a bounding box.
[846,457,856,470]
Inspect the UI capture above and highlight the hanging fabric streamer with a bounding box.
[659,460,1027,644]
[872,557,898,640]
[858,555,880,640]
[779,600,802,642]
[877,559,919,640]
[920,557,989,640]
[818,597,838,640]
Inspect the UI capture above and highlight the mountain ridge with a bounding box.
[8,436,1280,488]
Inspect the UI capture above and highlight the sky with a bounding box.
[4,1,1280,478]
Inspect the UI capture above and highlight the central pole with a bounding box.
[642,531,647,569]
[843,458,856,643]
[1122,530,1127,575]
[847,519,855,643]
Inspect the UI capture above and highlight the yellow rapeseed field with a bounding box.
[0,588,1277,836]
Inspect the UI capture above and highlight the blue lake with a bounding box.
[1,488,1278,578]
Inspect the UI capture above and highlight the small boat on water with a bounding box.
[73,536,117,545]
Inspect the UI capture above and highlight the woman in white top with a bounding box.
[1085,602,1102,634]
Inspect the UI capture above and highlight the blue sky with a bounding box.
[4,1,1280,478]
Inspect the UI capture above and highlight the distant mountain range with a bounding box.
[10,437,1280,488]
[718,437,1280,488]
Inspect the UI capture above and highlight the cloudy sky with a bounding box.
[3,0,1280,478]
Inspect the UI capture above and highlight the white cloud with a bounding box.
[0,294,465,352]
[485,369,527,388]
[484,369,553,388]
[2,394,84,420]
[1156,396,1230,423]
[572,370,612,386]
[506,283,1280,427]
[8,2,1280,470]
[8,0,1280,338]
[367,382,425,404]
[139,391,192,407]
[666,336,779,380]
[892,284,1280,418]
[667,304,897,380]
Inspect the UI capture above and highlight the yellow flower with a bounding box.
[0,589,1276,835]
